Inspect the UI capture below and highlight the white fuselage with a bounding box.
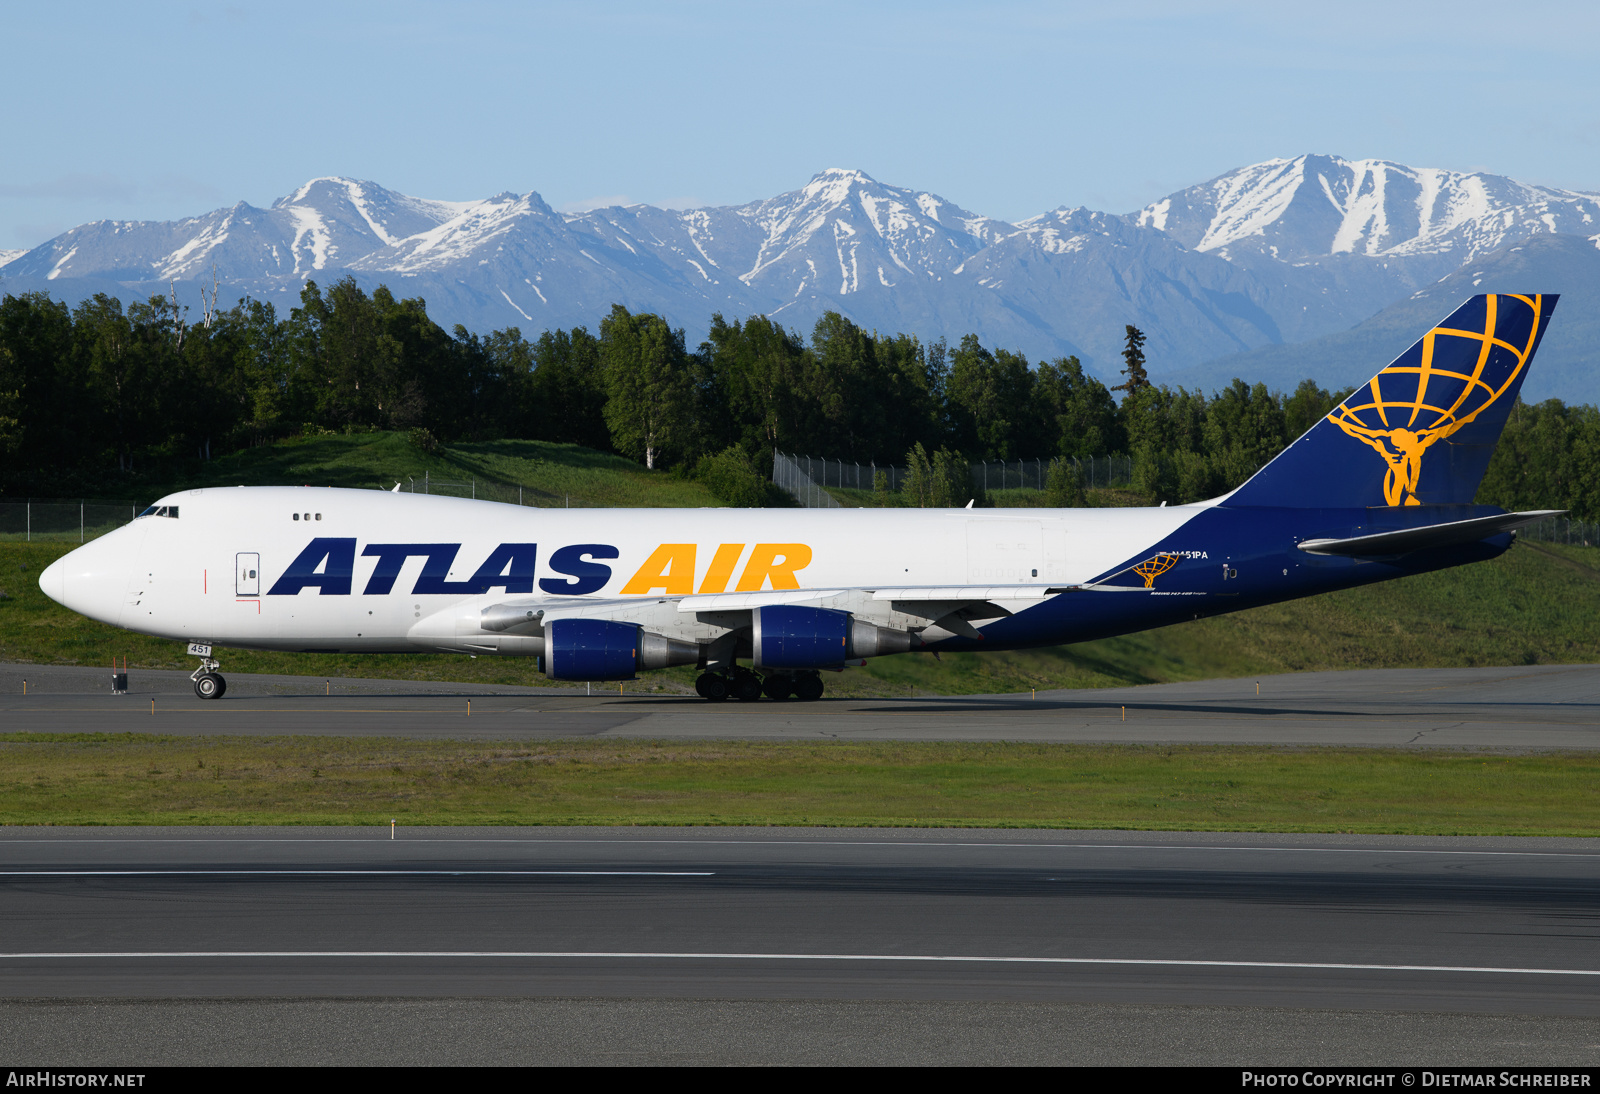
[39,486,1203,655]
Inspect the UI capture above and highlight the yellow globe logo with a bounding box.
[1329,294,1546,506]
[1133,553,1179,588]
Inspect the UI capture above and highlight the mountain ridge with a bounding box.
[4,157,1597,399]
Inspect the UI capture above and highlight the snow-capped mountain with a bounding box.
[1140,154,1600,264]
[4,159,1597,393]
[1133,154,1600,338]
[6,177,474,284]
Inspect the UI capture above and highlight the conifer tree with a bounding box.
[1112,324,1149,395]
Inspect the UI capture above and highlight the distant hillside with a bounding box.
[1162,234,1600,404]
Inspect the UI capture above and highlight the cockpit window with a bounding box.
[136,505,179,519]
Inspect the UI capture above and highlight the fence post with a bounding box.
[26,501,30,542]
[425,471,429,495]
[80,502,84,544]
[472,477,476,500]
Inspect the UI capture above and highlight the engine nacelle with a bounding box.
[752,605,912,669]
[542,618,699,680]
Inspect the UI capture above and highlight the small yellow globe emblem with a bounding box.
[1133,553,1180,589]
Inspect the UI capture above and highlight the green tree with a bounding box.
[599,304,695,469]
[903,442,979,507]
[1035,355,1122,458]
[1203,379,1288,492]
[1044,459,1087,507]
[1112,324,1150,395]
[703,313,808,470]
[946,334,1036,458]
[695,445,772,507]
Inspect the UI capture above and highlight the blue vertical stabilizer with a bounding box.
[1225,294,1557,509]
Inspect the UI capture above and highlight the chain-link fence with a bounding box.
[0,501,142,542]
[394,470,605,507]
[973,456,1135,492]
[773,452,1135,506]
[1520,515,1600,547]
[771,453,843,508]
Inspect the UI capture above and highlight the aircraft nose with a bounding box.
[40,530,139,627]
[38,557,65,603]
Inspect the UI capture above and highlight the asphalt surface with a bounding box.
[7,664,1600,1063]
[3,661,1599,747]
[5,827,1600,1064]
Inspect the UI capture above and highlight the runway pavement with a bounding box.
[3,661,1599,747]
[8,664,1600,1061]
[5,826,1600,1064]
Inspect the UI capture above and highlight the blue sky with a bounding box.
[3,0,1597,248]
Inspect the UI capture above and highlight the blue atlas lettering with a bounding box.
[539,544,618,596]
[267,538,356,595]
[362,543,539,595]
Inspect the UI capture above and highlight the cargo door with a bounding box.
[966,520,1043,584]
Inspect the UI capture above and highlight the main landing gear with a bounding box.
[191,656,226,700]
[695,669,823,703]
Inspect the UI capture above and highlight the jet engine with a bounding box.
[750,605,911,670]
[542,618,699,681]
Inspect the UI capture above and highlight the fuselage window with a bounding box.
[315,513,322,521]
[137,505,179,519]
[293,513,300,521]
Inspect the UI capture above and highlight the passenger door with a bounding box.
[236,553,260,597]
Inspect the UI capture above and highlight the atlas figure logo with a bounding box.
[1328,294,1546,507]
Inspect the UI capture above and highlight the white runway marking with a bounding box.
[0,952,1598,977]
[0,870,713,877]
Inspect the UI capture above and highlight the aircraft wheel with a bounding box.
[194,673,224,700]
[731,673,763,703]
[794,675,824,702]
[762,676,794,701]
[695,672,729,702]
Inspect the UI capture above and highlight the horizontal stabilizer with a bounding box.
[870,585,1068,601]
[1297,510,1563,557]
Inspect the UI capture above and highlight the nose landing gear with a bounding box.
[188,644,226,700]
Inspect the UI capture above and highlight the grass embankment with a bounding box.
[138,432,725,508]
[2,736,1595,834]
[5,539,1598,696]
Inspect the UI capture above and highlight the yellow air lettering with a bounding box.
[621,543,697,595]
[736,543,813,591]
[698,543,745,594]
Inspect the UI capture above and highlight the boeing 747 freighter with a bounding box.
[38,294,1561,702]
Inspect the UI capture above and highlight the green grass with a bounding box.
[825,484,1146,508]
[5,539,1599,695]
[149,432,726,508]
[1,736,1595,833]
